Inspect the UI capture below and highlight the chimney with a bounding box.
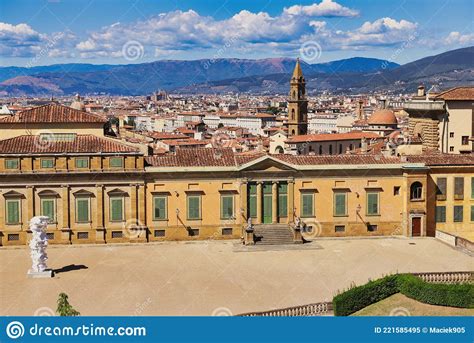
[361,138,368,153]
[417,84,425,97]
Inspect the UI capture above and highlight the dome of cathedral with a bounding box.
[368,109,397,125]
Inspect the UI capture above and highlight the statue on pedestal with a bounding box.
[245,217,253,233]
[27,216,53,278]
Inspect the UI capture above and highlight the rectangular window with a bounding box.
[301,192,314,217]
[40,158,55,169]
[109,157,124,168]
[453,206,463,222]
[111,231,123,239]
[46,232,54,240]
[75,157,89,169]
[152,195,167,220]
[6,199,20,224]
[278,183,288,218]
[5,158,19,170]
[367,224,378,232]
[461,136,469,145]
[77,232,89,240]
[220,194,234,220]
[436,177,447,200]
[110,197,124,222]
[41,198,55,223]
[366,192,379,216]
[471,177,474,199]
[7,233,19,241]
[188,228,199,236]
[335,225,345,232]
[435,206,446,223]
[393,186,400,196]
[187,195,201,220]
[471,206,474,222]
[222,228,233,236]
[154,229,165,237]
[334,192,347,216]
[248,184,257,218]
[454,177,464,200]
[76,198,90,223]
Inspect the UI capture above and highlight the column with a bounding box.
[138,184,146,227]
[239,179,248,223]
[130,184,138,224]
[256,181,263,224]
[287,179,295,224]
[26,186,35,231]
[61,185,69,229]
[96,184,104,229]
[272,181,278,224]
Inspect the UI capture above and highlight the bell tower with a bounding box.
[286,58,308,136]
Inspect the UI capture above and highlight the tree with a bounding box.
[56,292,80,316]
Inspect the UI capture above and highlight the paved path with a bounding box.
[0,237,471,316]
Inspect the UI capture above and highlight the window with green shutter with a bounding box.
[40,158,54,169]
[471,177,474,199]
[5,158,19,169]
[41,198,55,223]
[366,192,379,215]
[6,199,20,224]
[110,157,124,168]
[187,195,201,220]
[278,183,288,218]
[436,177,447,200]
[453,206,463,222]
[110,197,124,221]
[153,196,167,220]
[220,194,234,219]
[435,206,446,223]
[470,205,474,222]
[248,184,257,218]
[301,192,314,217]
[75,157,89,169]
[454,177,464,200]
[76,198,90,222]
[334,192,347,216]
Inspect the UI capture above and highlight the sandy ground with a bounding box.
[0,237,471,316]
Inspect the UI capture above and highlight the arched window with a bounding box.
[319,145,323,155]
[291,109,295,120]
[292,91,296,99]
[338,144,343,154]
[275,146,284,154]
[329,145,333,155]
[410,182,423,200]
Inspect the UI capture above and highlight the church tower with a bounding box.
[286,58,308,136]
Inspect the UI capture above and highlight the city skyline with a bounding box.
[1,0,473,67]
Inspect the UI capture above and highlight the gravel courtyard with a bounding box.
[0,237,471,316]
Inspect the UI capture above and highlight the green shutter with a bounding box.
[110,198,124,221]
[75,158,89,168]
[76,198,89,222]
[41,159,54,168]
[435,206,446,223]
[249,194,257,218]
[471,178,474,199]
[367,193,379,215]
[221,195,234,219]
[110,157,123,168]
[278,194,288,217]
[334,193,346,216]
[5,159,19,169]
[453,206,463,222]
[471,205,474,222]
[301,193,313,217]
[6,200,20,224]
[41,199,55,222]
[153,196,166,220]
[187,196,200,220]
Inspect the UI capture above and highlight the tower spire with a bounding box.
[292,57,303,79]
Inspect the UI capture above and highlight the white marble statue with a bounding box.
[28,216,50,273]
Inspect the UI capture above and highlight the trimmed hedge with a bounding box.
[333,274,474,316]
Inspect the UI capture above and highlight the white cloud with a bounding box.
[0,22,44,57]
[444,31,474,46]
[284,0,359,17]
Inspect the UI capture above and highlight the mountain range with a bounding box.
[0,46,472,96]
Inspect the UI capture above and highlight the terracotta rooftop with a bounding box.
[368,109,398,125]
[434,87,474,101]
[406,153,474,166]
[146,148,236,167]
[0,135,139,154]
[0,103,107,124]
[286,131,380,144]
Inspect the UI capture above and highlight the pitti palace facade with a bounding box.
[0,101,473,246]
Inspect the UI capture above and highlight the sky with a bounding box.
[0,0,473,67]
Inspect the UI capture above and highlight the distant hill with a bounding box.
[0,57,399,97]
[1,47,473,96]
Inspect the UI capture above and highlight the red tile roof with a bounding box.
[434,87,474,101]
[0,135,139,154]
[0,103,107,124]
[286,131,380,143]
[406,153,474,166]
[146,148,236,167]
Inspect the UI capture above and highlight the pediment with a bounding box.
[239,156,296,172]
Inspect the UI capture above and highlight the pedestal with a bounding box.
[27,269,53,278]
[293,227,303,244]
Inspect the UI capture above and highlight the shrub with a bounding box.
[56,292,80,316]
[333,275,399,316]
[333,274,474,316]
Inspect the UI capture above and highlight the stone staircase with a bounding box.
[253,224,295,245]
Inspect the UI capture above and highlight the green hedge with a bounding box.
[333,274,474,316]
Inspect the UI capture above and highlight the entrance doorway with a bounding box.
[262,183,272,223]
[411,217,421,236]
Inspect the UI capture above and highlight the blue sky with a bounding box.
[0,0,473,67]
